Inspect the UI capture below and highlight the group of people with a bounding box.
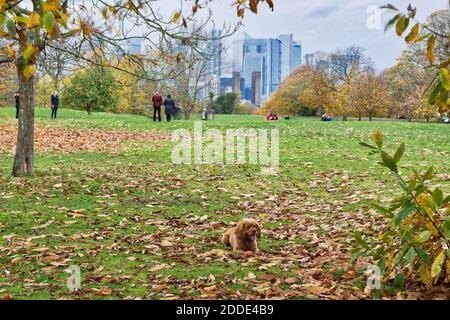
[14,90,59,120]
[151,92,180,122]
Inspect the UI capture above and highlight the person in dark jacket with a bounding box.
[14,91,20,119]
[51,91,59,119]
[152,91,163,122]
[163,95,176,122]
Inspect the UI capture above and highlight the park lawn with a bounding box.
[0,107,449,300]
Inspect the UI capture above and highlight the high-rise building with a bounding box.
[292,42,302,69]
[266,38,282,96]
[305,53,315,66]
[242,37,267,101]
[251,72,262,106]
[198,29,223,100]
[278,34,293,80]
[232,33,302,106]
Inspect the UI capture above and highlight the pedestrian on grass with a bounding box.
[152,91,163,122]
[163,94,176,122]
[51,91,59,119]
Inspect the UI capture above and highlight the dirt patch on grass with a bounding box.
[0,124,169,153]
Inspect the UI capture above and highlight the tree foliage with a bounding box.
[63,66,119,113]
[384,4,450,114]
[214,92,238,114]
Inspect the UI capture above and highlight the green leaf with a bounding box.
[423,167,434,180]
[380,151,397,172]
[354,231,371,250]
[393,142,405,164]
[429,82,443,105]
[395,16,410,36]
[394,201,416,226]
[414,230,431,243]
[416,248,431,265]
[432,189,443,207]
[6,18,16,35]
[43,11,56,33]
[393,246,409,266]
[404,247,416,265]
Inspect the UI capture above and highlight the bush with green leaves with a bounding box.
[354,131,450,289]
[63,67,119,113]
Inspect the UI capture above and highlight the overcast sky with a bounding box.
[158,0,446,71]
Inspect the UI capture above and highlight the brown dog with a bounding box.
[222,219,261,254]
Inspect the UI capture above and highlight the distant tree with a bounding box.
[234,100,257,115]
[263,66,333,116]
[214,92,238,114]
[63,67,119,113]
[352,69,391,121]
[384,59,429,121]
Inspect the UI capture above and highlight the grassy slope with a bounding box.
[0,107,449,299]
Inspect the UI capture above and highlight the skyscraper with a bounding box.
[278,34,293,80]
[266,38,282,96]
[292,42,302,69]
[232,33,302,106]
[242,37,267,102]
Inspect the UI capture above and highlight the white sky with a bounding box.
[157,0,446,71]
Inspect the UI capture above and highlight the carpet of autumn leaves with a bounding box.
[0,109,449,300]
[0,124,169,154]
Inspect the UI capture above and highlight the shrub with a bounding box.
[354,131,450,291]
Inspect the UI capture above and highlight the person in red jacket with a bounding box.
[152,91,163,122]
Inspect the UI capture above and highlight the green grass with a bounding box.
[0,107,449,300]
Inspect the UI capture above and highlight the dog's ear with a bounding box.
[255,222,262,238]
[235,221,246,239]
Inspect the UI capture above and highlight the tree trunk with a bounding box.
[369,113,373,121]
[12,73,35,177]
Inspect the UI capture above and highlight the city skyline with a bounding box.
[157,0,443,71]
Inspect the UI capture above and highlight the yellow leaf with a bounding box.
[7,46,16,59]
[419,263,431,285]
[427,36,436,65]
[405,23,419,43]
[431,250,445,280]
[23,44,35,62]
[26,12,41,29]
[23,64,36,81]
[172,12,181,24]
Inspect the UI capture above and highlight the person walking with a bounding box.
[163,94,176,122]
[51,91,59,119]
[14,91,20,119]
[152,91,163,122]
